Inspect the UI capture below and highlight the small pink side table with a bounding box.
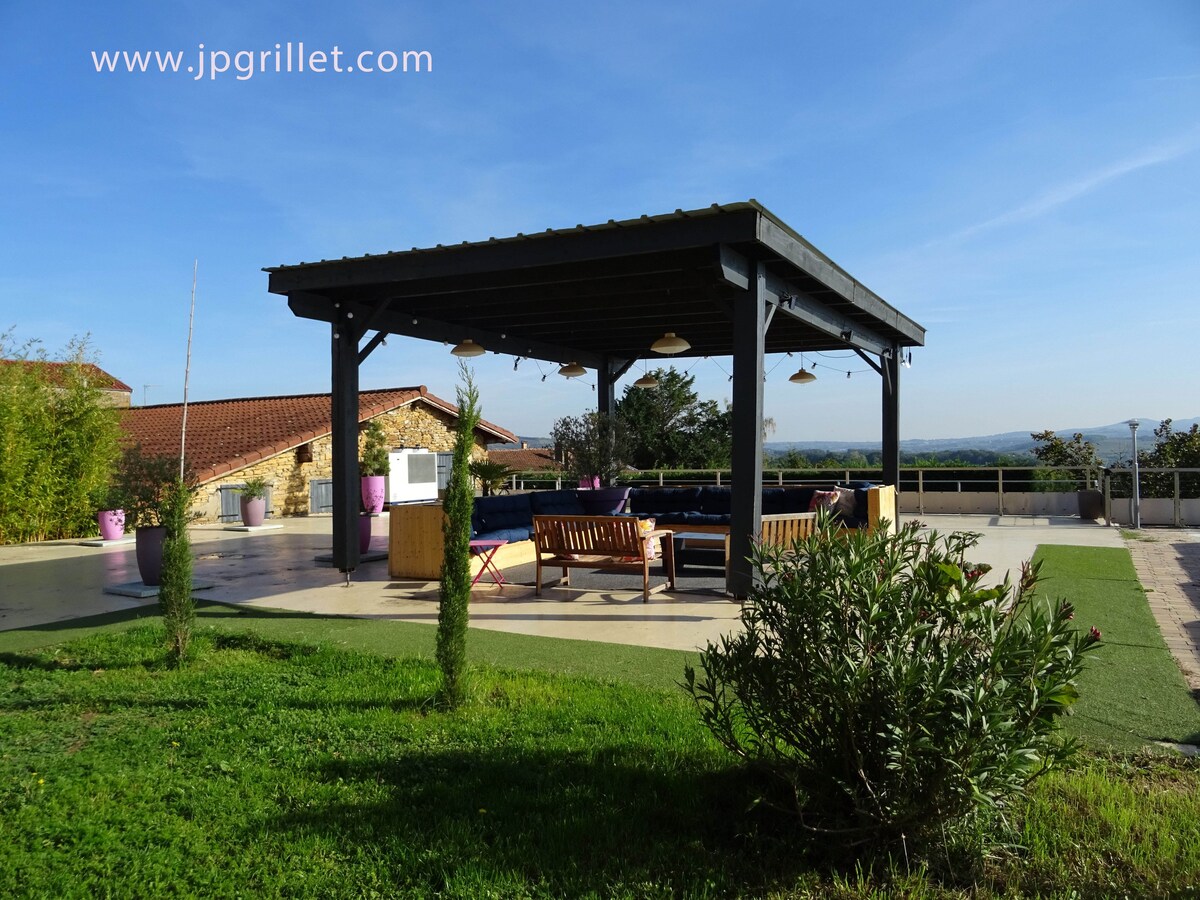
[469,539,508,586]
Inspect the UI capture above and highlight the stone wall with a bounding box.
[191,402,489,523]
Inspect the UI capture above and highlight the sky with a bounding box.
[1,1,1197,443]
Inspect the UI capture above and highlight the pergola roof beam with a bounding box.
[717,244,891,356]
[288,291,616,370]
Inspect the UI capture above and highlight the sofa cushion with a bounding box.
[697,486,731,515]
[530,489,586,517]
[628,487,701,515]
[780,488,816,513]
[474,526,532,544]
[473,494,533,538]
[685,512,730,526]
[761,488,787,515]
[650,511,693,525]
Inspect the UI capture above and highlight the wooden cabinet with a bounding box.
[388,503,446,578]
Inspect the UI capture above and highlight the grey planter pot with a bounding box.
[240,496,266,527]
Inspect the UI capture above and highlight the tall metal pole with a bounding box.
[179,259,197,481]
[1128,419,1141,529]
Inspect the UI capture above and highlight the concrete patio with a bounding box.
[0,513,1149,656]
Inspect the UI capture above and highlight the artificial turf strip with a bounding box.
[1032,544,1200,750]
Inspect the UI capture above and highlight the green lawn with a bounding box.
[1,545,1198,898]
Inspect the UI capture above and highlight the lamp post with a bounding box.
[1128,419,1141,529]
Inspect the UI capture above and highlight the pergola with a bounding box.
[266,200,926,595]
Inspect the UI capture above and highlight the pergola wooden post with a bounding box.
[728,262,767,596]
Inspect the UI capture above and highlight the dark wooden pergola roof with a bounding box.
[267,200,923,365]
[266,200,925,593]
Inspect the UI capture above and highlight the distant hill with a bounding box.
[504,419,1199,464]
[763,417,1200,464]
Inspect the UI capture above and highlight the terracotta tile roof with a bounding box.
[490,446,562,472]
[0,359,132,392]
[120,386,517,483]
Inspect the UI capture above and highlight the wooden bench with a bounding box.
[668,512,818,578]
[532,515,676,602]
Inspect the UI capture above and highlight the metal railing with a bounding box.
[504,466,1200,525]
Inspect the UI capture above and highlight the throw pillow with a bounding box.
[808,489,840,513]
[835,487,857,519]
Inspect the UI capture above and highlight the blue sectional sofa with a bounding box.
[626,484,875,530]
[470,490,586,543]
[469,484,878,544]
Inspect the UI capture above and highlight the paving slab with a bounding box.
[1124,530,1200,691]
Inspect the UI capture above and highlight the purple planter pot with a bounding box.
[97,509,125,541]
[361,475,386,514]
[135,526,166,586]
[359,515,373,553]
[240,496,266,527]
[577,486,631,516]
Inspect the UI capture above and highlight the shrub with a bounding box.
[115,445,188,528]
[359,420,390,477]
[0,333,123,543]
[237,476,268,500]
[550,411,630,485]
[684,518,1102,850]
[468,459,513,496]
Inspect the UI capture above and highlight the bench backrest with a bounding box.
[532,515,645,558]
[759,512,817,548]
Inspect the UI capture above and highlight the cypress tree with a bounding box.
[158,478,196,665]
[436,363,481,707]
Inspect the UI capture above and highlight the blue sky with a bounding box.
[1,1,1196,442]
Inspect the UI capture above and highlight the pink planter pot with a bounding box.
[240,497,266,527]
[359,515,373,553]
[97,509,125,541]
[361,475,386,513]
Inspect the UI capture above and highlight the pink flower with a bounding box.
[1089,626,1102,641]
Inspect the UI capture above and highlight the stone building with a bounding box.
[490,443,562,473]
[121,386,516,523]
[0,360,132,407]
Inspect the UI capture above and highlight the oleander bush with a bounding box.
[685,517,1102,851]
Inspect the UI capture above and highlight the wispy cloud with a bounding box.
[933,132,1200,246]
[1143,72,1200,82]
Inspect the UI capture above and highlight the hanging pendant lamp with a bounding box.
[650,332,690,354]
[451,338,485,358]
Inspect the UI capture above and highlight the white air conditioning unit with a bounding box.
[387,449,438,504]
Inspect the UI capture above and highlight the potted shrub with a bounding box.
[360,420,390,514]
[236,476,269,526]
[468,459,515,496]
[93,484,127,541]
[550,411,632,515]
[117,446,192,586]
[1031,430,1105,520]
